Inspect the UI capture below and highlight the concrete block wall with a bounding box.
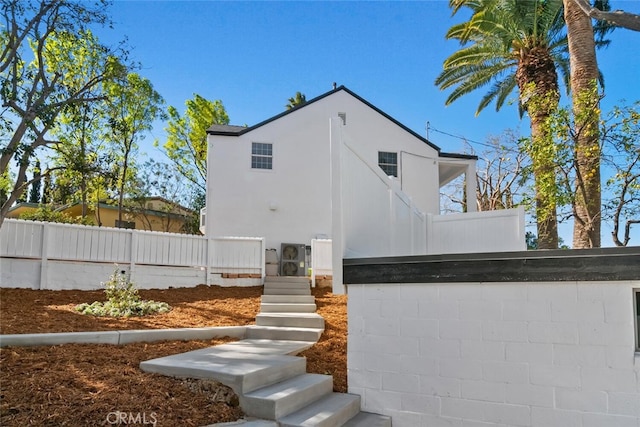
[347,281,640,427]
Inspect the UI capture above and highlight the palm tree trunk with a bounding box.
[564,0,602,248]
[529,109,560,250]
[516,48,561,249]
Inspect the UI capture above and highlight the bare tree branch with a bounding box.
[571,0,640,31]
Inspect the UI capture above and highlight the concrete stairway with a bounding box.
[140,276,390,427]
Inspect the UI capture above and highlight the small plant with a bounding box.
[75,270,171,317]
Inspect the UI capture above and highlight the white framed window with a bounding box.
[252,142,273,170]
[378,151,398,177]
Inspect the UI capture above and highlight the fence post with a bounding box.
[260,237,266,283]
[311,239,317,288]
[39,222,48,290]
[130,230,138,283]
[425,213,433,255]
[206,237,214,286]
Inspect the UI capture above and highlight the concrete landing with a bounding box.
[140,344,306,394]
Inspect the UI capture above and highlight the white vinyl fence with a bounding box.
[339,138,525,259]
[0,219,264,290]
[341,140,427,258]
[310,238,333,287]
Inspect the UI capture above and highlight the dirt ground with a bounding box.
[0,284,347,426]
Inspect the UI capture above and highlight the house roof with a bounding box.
[207,85,477,160]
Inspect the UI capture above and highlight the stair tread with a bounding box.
[278,393,360,426]
[140,347,306,393]
[256,313,323,318]
[247,325,324,332]
[343,412,392,427]
[245,373,332,400]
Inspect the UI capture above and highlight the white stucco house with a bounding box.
[204,85,525,283]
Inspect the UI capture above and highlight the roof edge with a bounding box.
[439,151,478,160]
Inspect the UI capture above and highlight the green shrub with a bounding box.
[75,270,171,317]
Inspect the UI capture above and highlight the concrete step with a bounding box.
[263,287,311,296]
[278,393,361,427]
[256,313,325,329]
[343,412,392,427]
[140,346,306,394]
[241,374,333,420]
[264,276,310,284]
[261,295,316,304]
[246,326,323,342]
[260,303,317,313]
[212,339,315,356]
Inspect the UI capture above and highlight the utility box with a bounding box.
[280,243,306,276]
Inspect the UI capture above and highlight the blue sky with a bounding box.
[97,0,640,246]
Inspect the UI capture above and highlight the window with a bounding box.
[378,151,398,177]
[252,142,273,170]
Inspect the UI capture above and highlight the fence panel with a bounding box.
[429,207,526,254]
[45,222,132,263]
[208,237,264,275]
[135,231,207,266]
[0,220,43,258]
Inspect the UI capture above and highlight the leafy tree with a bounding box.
[40,167,51,204]
[285,91,307,110]
[18,204,91,225]
[51,101,112,217]
[601,102,640,246]
[28,159,41,203]
[0,0,125,229]
[160,94,228,192]
[128,159,194,233]
[436,0,569,248]
[102,72,166,226]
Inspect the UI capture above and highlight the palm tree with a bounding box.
[436,0,568,249]
[285,92,307,110]
[563,0,602,248]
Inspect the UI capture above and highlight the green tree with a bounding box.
[285,91,306,110]
[51,101,111,218]
[436,0,611,249]
[129,159,194,233]
[161,94,228,192]
[103,72,165,226]
[0,0,124,228]
[28,159,41,203]
[601,102,639,246]
[436,0,568,248]
[40,167,51,204]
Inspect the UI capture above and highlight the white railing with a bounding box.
[0,219,264,289]
[341,140,426,258]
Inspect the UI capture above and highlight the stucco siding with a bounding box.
[207,89,442,249]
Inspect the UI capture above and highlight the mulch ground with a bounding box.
[0,284,347,426]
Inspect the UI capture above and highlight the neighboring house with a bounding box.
[205,85,488,261]
[7,197,194,234]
